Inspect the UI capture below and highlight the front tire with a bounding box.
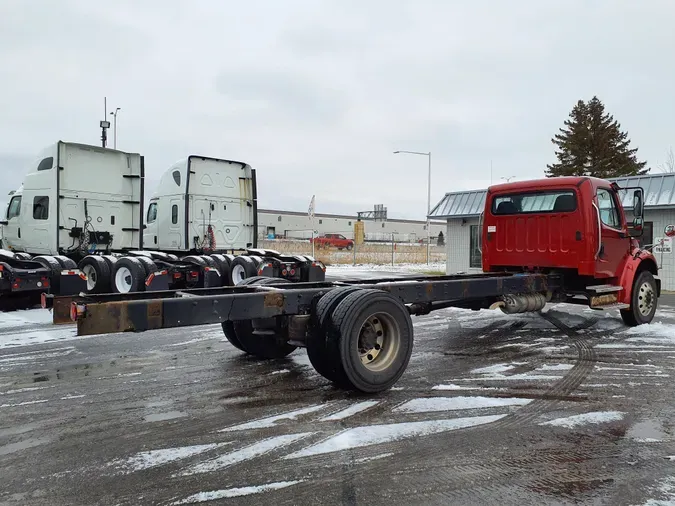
[621,270,658,326]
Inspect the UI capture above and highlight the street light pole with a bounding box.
[109,107,121,149]
[394,150,432,264]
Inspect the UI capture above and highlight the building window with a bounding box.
[278,216,282,222]
[37,157,53,171]
[469,225,481,268]
[33,196,49,220]
[7,196,21,219]
[147,203,157,223]
[171,204,178,224]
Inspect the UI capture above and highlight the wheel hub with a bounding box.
[638,281,655,316]
[357,314,401,370]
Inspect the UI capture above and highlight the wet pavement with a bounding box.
[1,296,675,505]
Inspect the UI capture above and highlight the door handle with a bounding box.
[154,236,157,244]
[18,228,20,238]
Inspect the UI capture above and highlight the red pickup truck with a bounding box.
[310,234,354,250]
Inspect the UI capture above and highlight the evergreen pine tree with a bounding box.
[546,96,648,178]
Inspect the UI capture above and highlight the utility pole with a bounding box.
[100,97,110,148]
[110,107,121,149]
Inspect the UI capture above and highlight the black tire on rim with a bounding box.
[231,256,258,284]
[209,254,233,286]
[307,286,364,383]
[15,252,32,261]
[100,255,118,271]
[134,256,158,276]
[621,270,658,326]
[77,256,112,294]
[222,321,248,352]
[200,255,218,268]
[181,255,206,267]
[53,255,77,270]
[326,289,414,393]
[111,257,146,293]
[229,277,296,359]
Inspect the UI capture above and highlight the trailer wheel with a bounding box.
[209,254,233,286]
[134,256,158,276]
[227,277,296,358]
[53,255,78,270]
[621,270,658,326]
[32,256,63,291]
[112,257,146,293]
[100,255,118,271]
[249,255,263,268]
[231,256,258,284]
[199,255,217,268]
[78,256,111,293]
[181,255,206,267]
[326,289,414,393]
[307,286,363,383]
[221,321,248,352]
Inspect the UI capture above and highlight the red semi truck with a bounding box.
[61,176,659,392]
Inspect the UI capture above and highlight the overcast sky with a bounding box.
[1,0,674,219]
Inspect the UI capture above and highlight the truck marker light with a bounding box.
[173,272,183,279]
[70,303,86,322]
[290,269,296,276]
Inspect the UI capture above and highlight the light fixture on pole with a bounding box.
[393,150,432,264]
[109,107,121,149]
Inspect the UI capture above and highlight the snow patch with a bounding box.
[182,433,312,475]
[354,452,394,463]
[642,476,675,506]
[625,322,675,339]
[393,396,531,413]
[171,480,304,504]
[540,411,625,428]
[0,309,53,329]
[285,415,505,459]
[471,363,525,375]
[538,363,574,371]
[112,443,230,472]
[0,399,49,408]
[219,405,326,432]
[319,401,379,421]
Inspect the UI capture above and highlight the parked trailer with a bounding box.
[49,175,661,392]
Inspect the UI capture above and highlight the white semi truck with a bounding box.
[0,141,324,307]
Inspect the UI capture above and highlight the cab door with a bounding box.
[2,195,24,251]
[594,187,628,278]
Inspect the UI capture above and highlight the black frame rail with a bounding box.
[57,272,560,337]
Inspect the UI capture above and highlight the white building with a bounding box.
[258,208,446,243]
[429,174,675,289]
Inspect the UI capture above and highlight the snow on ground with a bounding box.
[172,481,304,505]
[642,476,675,506]
[111,443,231,473]
[540,411,625,429]
[219,405,326,432]
[0,309,53,329]
[624,322,675,340]
[284,415,505,459]
[319,401,379,421]
[392,396,531,413]
[326,262,446,274]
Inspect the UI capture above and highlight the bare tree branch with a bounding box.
[658,146,675,173]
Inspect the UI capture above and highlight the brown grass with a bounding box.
[259,239,446,265]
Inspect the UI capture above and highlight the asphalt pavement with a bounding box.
[1,293,675,505]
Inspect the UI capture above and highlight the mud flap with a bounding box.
[306,262,326,282]
[203,267,222,288]
[145,270,170,291]
[58,270,88,296]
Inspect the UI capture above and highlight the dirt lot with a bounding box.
[1,289,675,505]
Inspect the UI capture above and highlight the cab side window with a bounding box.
[597,189,621,229]
[147,203,157,223]
[7,196,21,219]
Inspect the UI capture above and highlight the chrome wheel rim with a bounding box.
[358,312,401,372]
[637,281,655,316]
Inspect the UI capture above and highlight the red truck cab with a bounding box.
[482,176,659,325]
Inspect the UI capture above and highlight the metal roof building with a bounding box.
[431,173,675,290]
[429,174,675,219]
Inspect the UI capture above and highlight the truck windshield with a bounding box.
[492,190,577,215]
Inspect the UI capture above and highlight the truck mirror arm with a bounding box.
[0,220,6,226]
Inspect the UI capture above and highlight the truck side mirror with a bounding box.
[633,189,644,218]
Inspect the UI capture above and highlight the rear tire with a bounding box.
[78,256,111,293]
[621,270,658,326]
[53,255,77,270]
[134,256,158,277]
[307,286,364,383]
[111,257,146,293]
[222,321,248,352]
[226,277,296,358]
[231,256,258,284]
[200,255,218,268]
[181,255,206,267]
[209,254,233,286]
[326,289,414,393]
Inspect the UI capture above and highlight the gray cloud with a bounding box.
[1,0,674,220]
